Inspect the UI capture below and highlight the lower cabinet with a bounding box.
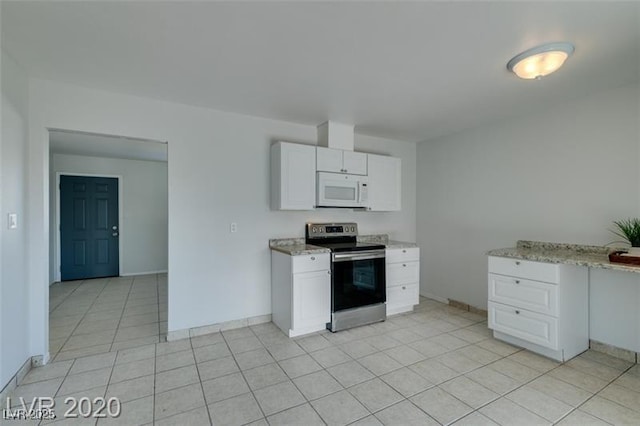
[386,247,420,315]
[272,251,331,337]
[487,256,588,362]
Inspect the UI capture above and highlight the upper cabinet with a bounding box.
[271,141,402,211]
[367,154,401,211]
[317,147,367,175]
[271,142,316,210]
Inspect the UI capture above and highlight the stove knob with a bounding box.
[312,227,317,233]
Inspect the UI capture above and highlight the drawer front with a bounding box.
[488,256,559,284]
[293,253,330,273]
[488,273,558,316]
[387,261,419,286]
[387,283,419,308]
[386,247,420,264]
[488,301,558,350]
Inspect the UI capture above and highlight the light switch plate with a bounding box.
[8,213,17,229]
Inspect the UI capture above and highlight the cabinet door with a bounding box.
[367,154,401,211]
[343,151,367,175]
[316,147,343,173]
[293,270,331,330]
[272,142,316,210]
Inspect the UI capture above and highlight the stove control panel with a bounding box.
[307,222,358,238]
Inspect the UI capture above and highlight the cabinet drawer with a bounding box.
[387,283,419,308]
[386,247,419,263]
[293,253,330,273]
[488,273,558,316]
[488,256,559,284]
[387,261,419,286]
[488,301,558,350]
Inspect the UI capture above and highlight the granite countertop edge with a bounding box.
[487,240,640,274]
[270,234,418,255]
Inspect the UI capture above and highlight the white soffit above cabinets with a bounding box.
[2,2,639,142]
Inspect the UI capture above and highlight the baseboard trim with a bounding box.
[0,357,32,403]
[120,270,168,277]
[420,292,448,304]
[589,339,638,364]
[447,298,488,317]
[167,314,272,341]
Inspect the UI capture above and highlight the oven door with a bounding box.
[331,249,386,312]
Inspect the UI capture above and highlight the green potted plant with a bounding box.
[612,218,640,256]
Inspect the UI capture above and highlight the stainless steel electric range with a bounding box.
[306,222,386,332]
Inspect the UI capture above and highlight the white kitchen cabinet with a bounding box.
[487,256,588,362]
[316,147,367,175]
[271,251,331,337]
[386,247,420,315]
[367,154,401,211]
[271,142,316,210]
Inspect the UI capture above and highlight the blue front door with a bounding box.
[60,175,119,281]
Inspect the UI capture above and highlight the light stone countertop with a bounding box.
[386,240,419,249]
[269,238,330,256]
[270,234,418,255]
[488,240,640,274]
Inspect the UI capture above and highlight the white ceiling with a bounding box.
[50,130,168,162]
[3,1,639,142]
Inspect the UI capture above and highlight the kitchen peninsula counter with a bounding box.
[488,240,640,274]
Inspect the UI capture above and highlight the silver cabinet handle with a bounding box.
[112,232,119,237]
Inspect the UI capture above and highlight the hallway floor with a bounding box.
[49,274,167,361]
[4,287,640,425]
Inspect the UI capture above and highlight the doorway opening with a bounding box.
[48,129,168,361]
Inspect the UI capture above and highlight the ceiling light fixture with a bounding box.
[507,42,575,80]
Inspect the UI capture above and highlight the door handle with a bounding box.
[112,232,119,237]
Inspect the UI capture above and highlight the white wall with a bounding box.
[49,154,168,282]
[416,83,640,309]
[1,52,30,389]
[25,78,416,356]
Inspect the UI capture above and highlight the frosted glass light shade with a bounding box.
[507,42,575,80]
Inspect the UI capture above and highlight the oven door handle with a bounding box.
[332,250,386,262]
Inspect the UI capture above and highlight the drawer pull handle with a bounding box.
[310,256,315,260]
[515,280,520,284]
[327,270,331,275]
[515,261,521,265]
[402,250,406,253]
[515,310,520,314]
[402,286,406,290]
[402,264,406,267]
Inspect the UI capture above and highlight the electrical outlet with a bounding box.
[8,213,17,230]
[230,222,238,233]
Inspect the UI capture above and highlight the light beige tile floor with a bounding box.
[48,274,167,361]
[5,284,640,425]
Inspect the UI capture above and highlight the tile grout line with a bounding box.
[108,277,136,352]
[220,327,270,423]
[51,278,112,361]
[190,331,215,425]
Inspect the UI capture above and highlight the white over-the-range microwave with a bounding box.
[316,171,368,208]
